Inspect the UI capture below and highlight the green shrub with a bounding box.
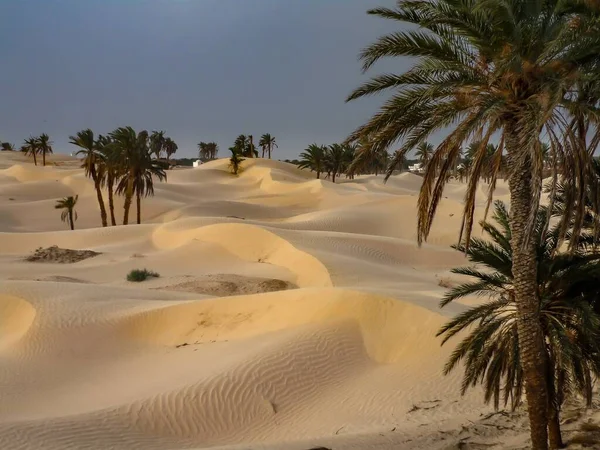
[126,268,160,282]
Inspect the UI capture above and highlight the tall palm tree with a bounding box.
[229,147,244,175]
[415,141,433,170]
[149,130,166,160]
[22,137,38,166]
[298,144,326,179]
[259,133,278,159]
[69,129,108,227]
[198,142,209,161]
[36,133,53,166]
[325,143,345,183]
[96,134,117,226]
[110,127,167,225]
[164,137,178,164]
[55,195,78,231]
[207,142,218,160]
[439,201,600,449]
[346,2,600,447]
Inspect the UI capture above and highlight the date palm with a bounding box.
[164,137,178,164]
[346,2,600,447]
[110,127,166,225]
[298,144,326,179]
[22,137,38,166]
[259,133,277,159]
[36,133,53,166]
[55,195,78,231]
[149,130,166,160]
[439,201,600,448]
[325,144,346,183]
[96,134,117,226]
[415,141,433,170]
[228,147,244,175]
[1,142,15,151]
[69,129,108,227]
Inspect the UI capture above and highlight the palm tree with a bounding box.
[207,142,218,160]
[55,195,78,230]
[298,144,326,179]
[259,133,278,159]
[346,3,600,447]
[36,133,53,166]
[69,129,108,227]
[229,147,244,175]
[439,201,600,449]
[96,134,118,226]
[22,137,38,166]
[149,130,166,160]
[164,137,178,164]
[415,142,433,170]
[110,127,166,225]
[1,142,15,151]
[325,144,345,183]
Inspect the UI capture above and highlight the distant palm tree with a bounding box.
[298,144,326,179]
[198,141,219,161]
[149,130,166,160]
[22,137,39,166]
[415,142,433,170]
[325,144,346,183]
[259,133,277,159]
[110,127,167,225]
[229,147,244,175]
[36,133,53,166]
[207,142,218,160]
[198,142,209,161]
[164,137,178,164]
[69,129,108,227]
[55,195,78,230]
[439,201,600,448]
[96,134,118,226]
[1,142,15,151]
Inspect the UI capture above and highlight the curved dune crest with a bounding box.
[0,295,36,350]
[152,222,332,287]
[121,288,445,364]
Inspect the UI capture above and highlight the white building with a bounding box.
[408,162,423,173]
[192,160,203,168]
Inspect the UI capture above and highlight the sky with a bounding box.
[0,0,413,160]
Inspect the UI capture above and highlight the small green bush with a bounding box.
[127,268,160,282]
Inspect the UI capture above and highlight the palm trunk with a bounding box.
[317,171,320,179]
[546,352,564,449]
[93,177,108,228]
[32,152,37,166]
[68,209,75,231]
[42,151,46,166]
[136,188,141,224]
[332,172,337,183]
[507,132,549,450]
[107,174,116,226]
[268,144,272,159]
[123,178,134,225]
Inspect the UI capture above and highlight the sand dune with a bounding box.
[0,153,597,449]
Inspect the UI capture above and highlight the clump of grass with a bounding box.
[127,268,160,282]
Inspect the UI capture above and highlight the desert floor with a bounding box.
[1,151,599,450]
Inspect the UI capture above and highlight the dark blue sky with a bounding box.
[0,0,409,159]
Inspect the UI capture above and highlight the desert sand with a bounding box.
[1,151,599,450]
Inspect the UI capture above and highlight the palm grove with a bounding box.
[345,1,600,449]
[70,128,170,227]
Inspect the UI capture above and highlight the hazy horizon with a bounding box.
[0,0,422,160]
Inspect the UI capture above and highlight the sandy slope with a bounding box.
[0,153,597,450]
